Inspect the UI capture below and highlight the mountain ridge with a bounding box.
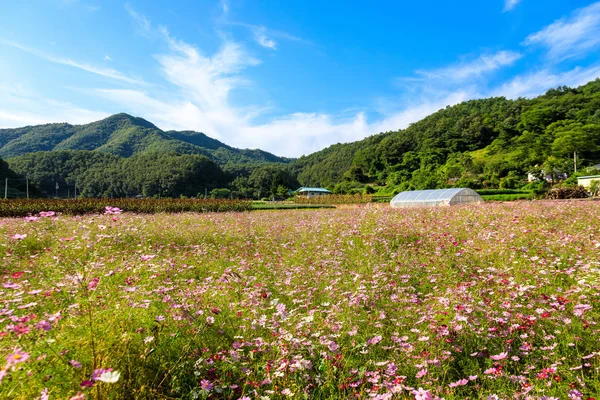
[0,113,291,165]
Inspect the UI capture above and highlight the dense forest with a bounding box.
[1,79,600,199]
[297,79,600,193]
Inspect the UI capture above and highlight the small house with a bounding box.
[577,175,600,189]
[296,187,332,198]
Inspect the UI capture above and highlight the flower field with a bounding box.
[1,202,599,399]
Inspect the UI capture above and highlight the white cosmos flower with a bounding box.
[98,371,121,383]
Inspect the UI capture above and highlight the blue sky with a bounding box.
[1,0,600,157]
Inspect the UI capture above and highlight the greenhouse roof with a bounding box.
[296,187,332,193]
[390,188,482,208]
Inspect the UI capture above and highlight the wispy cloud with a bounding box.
[2,40,145,85]
[220,0,229,15]
[492,64,600,99]
[125,3,152,36]
[503,0,521,12]
[523,2,600,61]
[405,50,522,82]
[252,26,276,50]
[0,84,108,128]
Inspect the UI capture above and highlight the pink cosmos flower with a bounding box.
[91,368,111,381]
[24,216,39,222]
[70,360,82,368]
[141,254,156,261]
[11,234,27,240]
[448,378,468,387]
[40,388,49,400]
[412,388,432,400]
[490,352,508,360]
[206,316,215,325]
[104,206,122,215]
[200,379,213,391]
[39,211,56,217]
[416,368,428,379]
[6,348,30,366]
[367,335,382,345]
[69,392,87,400]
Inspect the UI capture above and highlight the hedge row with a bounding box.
[294,194,373,204]
[0,198,252,217]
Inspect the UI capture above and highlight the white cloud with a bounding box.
[125,3,151,36]
[253,26,276,50]
[89,30,475,157]
[2,40,145,85]
[492,64,600,99]
[523,2,600,60]
[503,0,520,12]
[0,84,108,128]
[413,51,522,81]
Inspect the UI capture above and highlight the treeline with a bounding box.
[4,151,299,199]
[294,79,600,192]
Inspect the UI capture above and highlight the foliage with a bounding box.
[480,193,533,201]
[545,185,589,200]
[8,151,227,198]
[294,193,372,204]
[0,113,289,165]
[291,79,600,190]
[1,203,599,399]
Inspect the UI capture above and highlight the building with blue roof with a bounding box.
[295,187,332,198]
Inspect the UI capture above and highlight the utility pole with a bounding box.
[74,181,77,198]
[205,188,207,199]
[26,178,29,199]
[4,178,7,199]
[574,151,577,173]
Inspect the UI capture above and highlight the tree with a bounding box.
[550,122,600,172]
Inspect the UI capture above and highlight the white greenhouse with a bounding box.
[390,188,483,208]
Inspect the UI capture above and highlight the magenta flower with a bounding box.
[70,360,82,368]
[80,380,94,388]
[36,320,52,331]
[88,278,99,291]
[200,379,213,391]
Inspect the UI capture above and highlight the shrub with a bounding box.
[545,185,589,200]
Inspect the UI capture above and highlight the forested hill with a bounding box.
[0,113,289,166]
[293,79,600,191]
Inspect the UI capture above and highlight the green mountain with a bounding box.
[0,113,290,165]
[292,79,600,192]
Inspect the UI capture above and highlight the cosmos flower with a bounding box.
[97,371,120,383]
[6,349,30,366]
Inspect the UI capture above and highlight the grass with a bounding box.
[0,202,599,399]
